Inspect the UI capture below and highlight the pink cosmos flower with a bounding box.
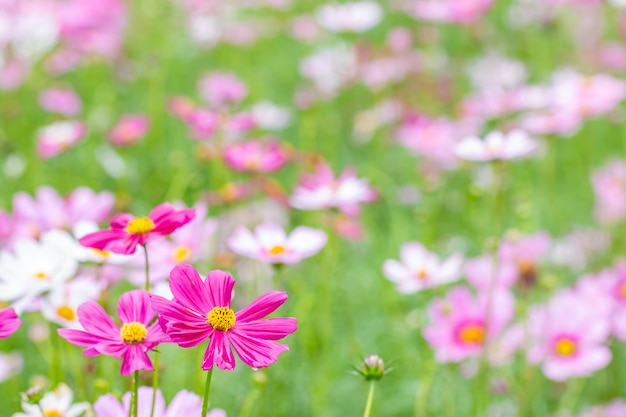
[404,0,493,24]
[150,264,297,371]
[579,400,626,417]
[94,387,226,417]
[382,242,462,294]
[198,72,247,108]
[36,121,87,159]
[223,140,290,173]
[592,158,626,224]
[526,290,611,381]
[464,255,518,291]
[228,223,327,265]
[498,232,550,288]
[423,286,515,362]
[186,108,218,140]
[454,130,539,161]
[11,186,114,240]
[57,290,168,376]
[290,163,377,216]
[38,88,82,116]
[0,307,21,338]
[79,203,196,255]
[108,114,150,146]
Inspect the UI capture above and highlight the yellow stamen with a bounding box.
[34,272,47,280]
[207,306,236,331]
[620,283,626,299]
[459,324,485,344]
[120,322,147,344]
[56,305,76,321]
[91,248,111,258]
[173,245,191,263]
[43,410,62,417]
[126,217,155,235]
[268,245,287,256]
[415,269,428,280]
[555,338,576,356]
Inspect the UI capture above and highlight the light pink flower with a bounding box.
[423,286,515,362]
[0,308,21,338]
[454,130,539,161]
[315,1,383,33]
[186,108,218,140]
[592,158,626,224]
[38,88,82,116]
[108,114,150,146]
[382,242,462,294]
[290,163,377,216]
[228,223,327,265]
[150,265,297,371]
[58,290,168,376]
[526,290,611,381]
[79,203,196,255]
[498,232,551,288]
[579,400,626,417]
[94,387,226,417]
[199,72,247,107]
[404,0,493,24]
[36,121,87,159]
[223,140,290,173]
[464,255,518,291]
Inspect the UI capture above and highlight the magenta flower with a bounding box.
[0,307,21,338]
[150,264,297,371]
[406,0,493,24]
[108,114,150,146]
[228,222,327,265]
[39,87,82,116]
[57,290,168,376]
[223,140,290,173]
[79,203,196,255]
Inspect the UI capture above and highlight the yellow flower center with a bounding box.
[126,217,155,235]
[220,183,239,202]
[415,269,428,280]
[619,282,626,299]
[459,324,485,344]
[245,155,261,170]
[91,248,111,258]
[34,272,47,279]
[555,338,576,356]
[56,305,76,321]
[207,306,236,331]
[173,245,191,263]
[120,322,148,344]
[268,245,287,256]
[43,410,62,417]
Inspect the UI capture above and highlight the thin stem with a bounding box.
[134,370,139,417]
[150,351,159,417]
[362,382,375,417]
[143,244,150,292]
[201,368,214,417]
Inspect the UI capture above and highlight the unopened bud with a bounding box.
[359,354,384,381]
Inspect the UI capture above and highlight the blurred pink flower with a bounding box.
[498,232,551,288]
[228,223,327,265]
[454,130,539,161]
[404,0,493,24]
[423,286,515,362]
[0,308,21,338]
[108,114,150,146]
[386,27,413,53]
[223,140,290,173]
[465,255,518,291]
[58,290,169,375]
[315,1,383,33]
[291,15,321,42]
[11,186,114,239]
[526,290,611,381]
[382,242,462,294]
[186,108,218,140]
[94,387,226,417]
[579,400,626,417]
[39,88,82,116]
[150,265,297,370]
[79,203,196,255]
[199,72,247,107]
[36,121,87,159]
[290,163,377,216]
[592,158,626,224]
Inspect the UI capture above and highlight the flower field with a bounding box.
[2,0,626,416]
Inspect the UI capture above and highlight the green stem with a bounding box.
[128,370,139,417]
[150,351,159,417]
[362,382,375,417]
[143,244,150,292]
[201,368,214,417]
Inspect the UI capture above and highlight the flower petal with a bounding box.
[236,291,287,323]
[228,328,290,368]
[202,331,235,371]
[169,264,212,313]
[235,318,297,340]
[118,290,153,325]
[204,270,235,308]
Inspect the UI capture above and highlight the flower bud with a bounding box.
[359,354,385,381]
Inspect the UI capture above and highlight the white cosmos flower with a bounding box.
[12,383,89,417]
[454,130,539,162]
[316,1,383,33]
[41,276,101,328]
[0,230,78,312]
